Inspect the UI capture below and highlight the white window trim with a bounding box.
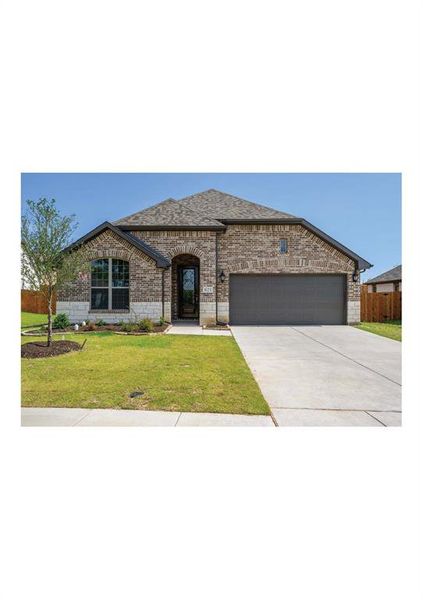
[90,258,129,311]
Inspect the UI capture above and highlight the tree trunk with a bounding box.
[47,290,53,347]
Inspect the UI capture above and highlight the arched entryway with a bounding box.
[171,254,200,320]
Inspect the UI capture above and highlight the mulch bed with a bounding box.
[21,340,82,359]
[23,323,169,335]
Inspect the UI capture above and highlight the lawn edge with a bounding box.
[354,323,402,342]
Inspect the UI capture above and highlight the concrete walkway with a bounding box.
[21,407,274,427]
[167,322,232,336]
[231,325,402,427]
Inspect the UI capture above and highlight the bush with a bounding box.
[53,313,71,329]
[121,322,138,333]
[139,318,154,332]
[95,319,107,326]
[86,321,97,331]
[158,316,166,326]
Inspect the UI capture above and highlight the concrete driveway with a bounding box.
[231,325,401,426]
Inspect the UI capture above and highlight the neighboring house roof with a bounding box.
[179,189,298,220]
[114,198,225,229]
[366,265,401,284]
[63,222,170,267]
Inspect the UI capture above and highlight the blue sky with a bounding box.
[21,173,401,281]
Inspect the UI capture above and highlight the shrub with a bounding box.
[86,321,97,331]
[158,316,166,326]
[53,313,71,329]
[121,322,138,333]
[139,318,154,333]
[96,319,107,326]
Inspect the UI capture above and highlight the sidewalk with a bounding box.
[21,407,275,427]
[167,322,232,336]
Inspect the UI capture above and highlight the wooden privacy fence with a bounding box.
[21,289,56,314]
[360,287,401,322]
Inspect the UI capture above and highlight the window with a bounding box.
[91,258,129,310]
[279,239,288,254]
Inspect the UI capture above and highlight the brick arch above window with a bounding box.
[87,248,132,262]
[84,246,157,267]
[81,228,164,267]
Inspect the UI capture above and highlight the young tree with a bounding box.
[21,198,88,346]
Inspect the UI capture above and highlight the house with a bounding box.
[365,265,401,293]
[59,189,372,326]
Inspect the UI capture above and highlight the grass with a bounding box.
[21,311,51,329]
[21,332,270,415]
[355,320,402,342]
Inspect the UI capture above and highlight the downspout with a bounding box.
[215,232,218,324]
[161,267,166,321]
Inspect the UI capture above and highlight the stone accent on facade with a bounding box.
[56,301,163,323]
[200,302,217,326]
[130,302,162,320]
[347,301,360,324]
[217,302,230,324]
[56,301,90,323]
[163,301,172,322]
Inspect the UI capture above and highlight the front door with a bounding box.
[178,266,199,319]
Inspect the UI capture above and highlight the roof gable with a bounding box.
[178,189,298,220]
[114,198,224,229]
[63,222,170,267]
[366,265,401,284]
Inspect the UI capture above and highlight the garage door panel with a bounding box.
[229,274,346,325]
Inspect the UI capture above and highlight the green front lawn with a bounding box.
[21,311,50,329]
[355,320,402,342]
[21,333,270,415]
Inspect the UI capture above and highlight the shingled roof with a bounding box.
[114,198,224,229]
[366,265,401,284]
[179,189,297,221]
[91,188,371,270]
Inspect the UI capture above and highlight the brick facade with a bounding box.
[133,230,217,324]
[57,229,164,322]
[215,223,359,322]
[58,223,360,325]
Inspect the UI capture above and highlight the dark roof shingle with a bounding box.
[366,265,401,284]
[109,189,372,270]
[114,198,224,228]
[178,189,297,220]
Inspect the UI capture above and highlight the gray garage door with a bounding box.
[229,274,346,325]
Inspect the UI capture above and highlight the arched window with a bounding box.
[91,259,129,310]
